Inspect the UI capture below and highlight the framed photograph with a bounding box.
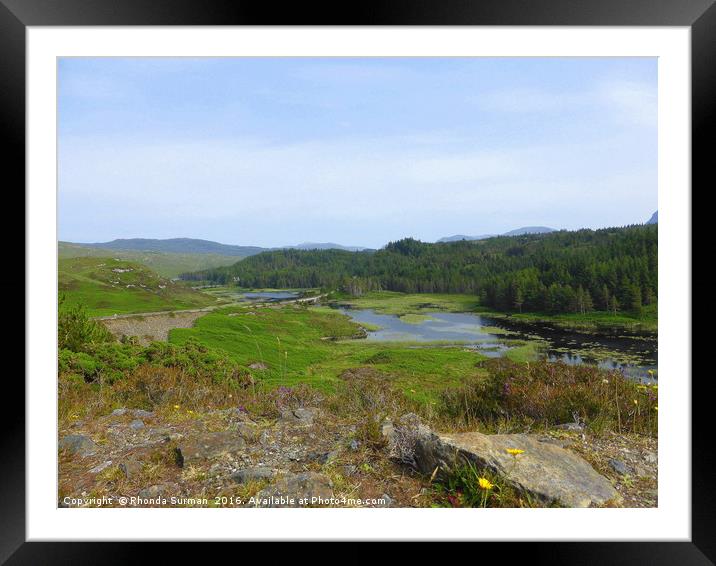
[7,0,707,559]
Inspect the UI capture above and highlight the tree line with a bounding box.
[182,224,657,316]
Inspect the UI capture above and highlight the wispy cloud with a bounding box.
[472,79,657,128]
[58,57,657,246]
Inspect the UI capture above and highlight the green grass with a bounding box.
[503,341,542,363]
[59,257,220,317]
[169,305,486,401]
[59,242,239,278]
[478,303,657,333]
[335,291,480,314]
[398,313,435,324]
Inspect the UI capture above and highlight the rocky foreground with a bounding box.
[59,396,657,508]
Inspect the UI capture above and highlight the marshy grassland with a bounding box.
[336,290,657,333]
[168,305,485,405]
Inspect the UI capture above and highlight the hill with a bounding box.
[70,238,265,257]
[65,238,372,264]
[59,257,220,317]
[59,242,239,278]
[437,226,555,242]
[646,211,658,224]
[187,224,657,317]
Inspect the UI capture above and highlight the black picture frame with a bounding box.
[5,0,706,560]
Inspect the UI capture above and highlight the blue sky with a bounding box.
[59,57,657,248]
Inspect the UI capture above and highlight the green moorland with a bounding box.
[58,257,220,317]
[59,242,238,278]
[59,292,657,507]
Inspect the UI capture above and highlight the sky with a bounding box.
[58,57,657,248]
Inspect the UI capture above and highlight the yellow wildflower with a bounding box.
[506,448,524,456]
[654,406,658,411]
[173,405,180,409]
[478,477,494,490]
[633,399,638,405]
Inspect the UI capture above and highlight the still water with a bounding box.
[338,308,657,382]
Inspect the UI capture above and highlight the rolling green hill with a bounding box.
[58,257,220,317]
[59,242,239,278]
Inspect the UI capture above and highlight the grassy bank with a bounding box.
[334,291,480,314]
[477,303,657,334]
[59,242,239,278]
[59,257,219,317]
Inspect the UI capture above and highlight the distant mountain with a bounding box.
[502,226,556,236]
[68,237,371,257]
[288,242,371,252]
[646,211,658,224]
[73,238,265,257]
[437,226,555,243]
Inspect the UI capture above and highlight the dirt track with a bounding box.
[96,293,328,345]
[100,311,207,345]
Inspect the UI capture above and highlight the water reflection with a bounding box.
[338,308,657,381]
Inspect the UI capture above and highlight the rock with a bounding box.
[119,459,143,479]
[89,461,113,474]
[178,432,246,463]
[208,463,224,477]
[248,362,268,370]
[111,408,128,417]
[554,422,585,431]
[137,482,180,500]
[608,458,632,476]
[148,427,172,439]
[231,466,275,484]
[643,451,657,464]
[412,430,621,508]
[58,435,97,457]
[129,419,145,430]
[253,472,333,508]
[377,493,394,508]
[349,439,360,451]
[310,449,339,465]
[133,409,155,418]
[280,407,316,426]
[233,422,260,442]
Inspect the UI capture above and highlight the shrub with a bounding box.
[58,295,114,351]
[438,359,657,436]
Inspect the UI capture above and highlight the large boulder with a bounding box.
[252,472,333,508]
[412,429,621,508]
